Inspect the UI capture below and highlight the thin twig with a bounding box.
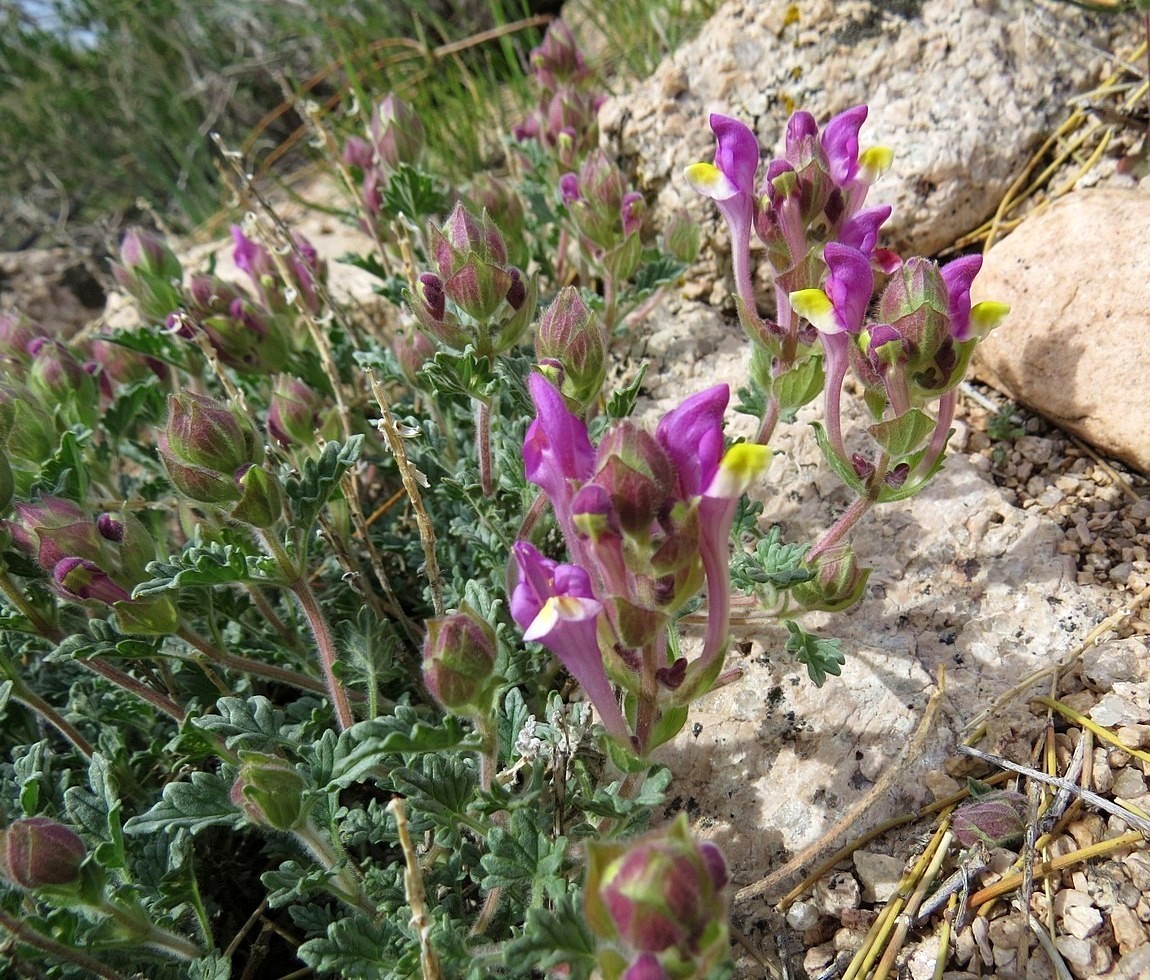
[958,745,1150,836]
[365,368,444,617]
[388,797,442,980]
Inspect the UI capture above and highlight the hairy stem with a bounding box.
[475,397,493,497]
[0,907,127,979]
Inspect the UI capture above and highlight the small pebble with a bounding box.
[1111,767,1148,799]
[1062,903,1103,940]
[1110,904,1149,954]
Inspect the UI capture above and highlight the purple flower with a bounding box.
[510,542,629,741]
[654,384,728,499]
[523,372,596,549]
[940,253,983,342]
[821,104,869,187]
[685,115,760,310]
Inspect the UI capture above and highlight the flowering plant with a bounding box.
[0,17,1006,979]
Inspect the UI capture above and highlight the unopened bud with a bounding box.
[585,814,729,971]
[792,544,870,612]
[535,286,606,411]
[230,464,283,529]
[268,375,323,448]
[952,790,1027,848]
[422,605,498,717]
[370,94,425,170]
[231,752,310,832]
[0,817,86,890]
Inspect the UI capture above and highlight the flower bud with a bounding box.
[230,464,284,529]
[392,326,437,386]
[163,391,260,476]
[27,337,95,410]
[535,287,606,412]
[0,313,44,372]
[422,605,499,717]
[8,496,101,572]
[0,817,86,890]
[662,210,700,265]
[111,228,184,323]
[593,423,675,535]
[792,544,870,612]
[53,557,133,605]
[268,375,323,448]
[952,790,1027,848]
[231,752,310,832]
[585,814,729,976]
[370,94,425,170]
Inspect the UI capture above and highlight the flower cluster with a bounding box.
[511,373,769,752]
[513,20,604,170]
[688,105,1008,567]
[4,496,176,634]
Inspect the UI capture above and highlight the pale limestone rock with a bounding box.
[1110,905,1149,955]
[599,0,1118,280]
[814,871,861,917]
[1082,637,1150,689]
[852,850,903,903]
[1062,903,1104,940]
[973,189,1150,475]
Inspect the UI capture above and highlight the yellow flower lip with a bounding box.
[789,287,839,334]
[684,162,740,202]
[707,442,771,498]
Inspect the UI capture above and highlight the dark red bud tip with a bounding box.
[850,453,875,481]
[885,462,910,488]
[96,513,124,542]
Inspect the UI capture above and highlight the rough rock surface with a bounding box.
[973,188,1150,476]
[599,0,1117,293]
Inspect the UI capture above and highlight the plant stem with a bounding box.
[0,906,128,980]
[13,686,95,759]
[474,396,493,497]
[175,625,334,699]
[755,393,781,445]
[295,821,377,918]
[635,641,658,756]
[85,658,187,723]
[290,576,355,731]
[259,531,355,730]
[98,899,203,962]
[0,568,61,640]
[806,495,873,563]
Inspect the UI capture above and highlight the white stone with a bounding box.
[974,190,1150,474]
[852,850,904,904]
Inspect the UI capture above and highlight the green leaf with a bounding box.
[123,770,240,835]
[502,891,596,979]
[867,408,935,459]
[773,353,825,413]
[325,705,465,789]
[733,380,767,420]
[187,952,232,980]
[605,362,648,420]
[784,620,846,687]
[30,427,91,503]
[576,766,672,821]
[297,914,401,978]
[193,696,290,750]
[392,755,478,835]
[285,436,365,533]
[13,740,49,815]
[261,859,339,910]
[102,377,166,441]
[730,526,813,592]
[418,348,498,400]
[626,251,687,302]
[381,163,446,222]
[479,807,566,898]
[810,420,865,494]
[63,753,125,869]
[134,534,277,596]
